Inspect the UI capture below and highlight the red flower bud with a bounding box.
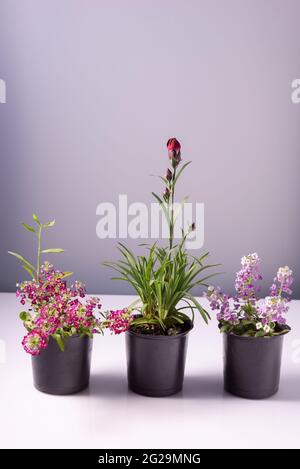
[166,168,172,182]
[170,152,181,168]
[163,187,171,202]
[167,138,181,168]
[167,138,181,152]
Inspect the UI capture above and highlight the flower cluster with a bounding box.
[204,286,239,324]
[17,263,102,355]
[234,253,262,301]
[105,308,132,334]
[258,266,293,326]
[22,331,48,356]
[205,254,293,337]
[270,266,293,296]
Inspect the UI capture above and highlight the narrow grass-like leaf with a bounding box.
[41,248,64,253]
[8,251,36,272]
[43,220,55,228]
[174,161,192,185]
[21,223,36,234]
[61,271,73,279]
[33,213,41,226]
[22,264,35,278]
[54,335,65,352]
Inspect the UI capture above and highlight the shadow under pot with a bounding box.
[31,335,93,395]
[223,332,288,399]
[126,321,193,397]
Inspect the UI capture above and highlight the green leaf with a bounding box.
[41,248,64,253]
[272,329,290,336]
[21,223,36,234]
[43,220,55,228]
[173,196,189,222]
[220,324,231,333]
[33,213,41,226]
[158,176,168,184]
[54,335,65,352]
[8,251,36,272]
[127,298,142,310]
[61,271,73,279]
[151,192,164,205]
[132,316,161,327]
[22,264,35,279]
[185,293,210,324]
[151,192,170,223]
[19,311,29,321]
[174,161,192,185]
[150,174,169,184]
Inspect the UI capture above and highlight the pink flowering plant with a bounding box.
[104,309,133,335]
[104,138,218,335]
[205,253,293,337]
[9,214,103,355]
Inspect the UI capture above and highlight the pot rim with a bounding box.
[127,320,193,340]
[223,327,290,341]
[48,334,93,340]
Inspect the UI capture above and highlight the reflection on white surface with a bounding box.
[0,293,299,449]
[0,78,6,104]
[291,339,300,364]
[0,339,6,364]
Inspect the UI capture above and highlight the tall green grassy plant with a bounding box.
[104,138,219,334]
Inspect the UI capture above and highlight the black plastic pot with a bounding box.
[223,332,286,399]
[126,322,192,397]
[31,335,92,395]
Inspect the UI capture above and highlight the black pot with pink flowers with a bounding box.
[205,254,293,399]
[9,214,103,395]
[104,138,218,397]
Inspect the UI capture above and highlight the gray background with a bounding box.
[0,0,299,296]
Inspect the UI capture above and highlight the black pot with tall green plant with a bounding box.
[104,138,219,397]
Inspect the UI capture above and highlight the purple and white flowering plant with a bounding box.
[205,253,293,337]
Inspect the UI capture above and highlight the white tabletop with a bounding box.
[0,293,299,449]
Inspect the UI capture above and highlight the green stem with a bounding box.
[37,226,42,277]
[169,167,177,250]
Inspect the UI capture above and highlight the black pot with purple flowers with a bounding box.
[104,138,218,397]
[9,214,103,395]
[205,254,293,399]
